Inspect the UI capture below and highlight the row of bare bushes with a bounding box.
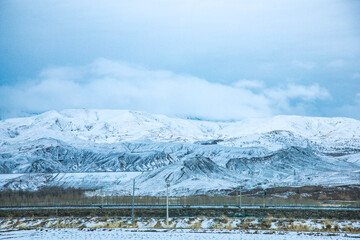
[1,186,359,207]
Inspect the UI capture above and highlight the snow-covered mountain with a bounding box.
[0,109,359,195]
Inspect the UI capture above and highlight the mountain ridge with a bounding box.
[0,109,359,195]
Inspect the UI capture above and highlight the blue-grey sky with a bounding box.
[0,0,359,120]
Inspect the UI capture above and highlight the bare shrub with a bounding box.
[190,221,202,229]
[153,221,163,229]
[259,218,272,230]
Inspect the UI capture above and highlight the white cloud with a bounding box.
[233,80,264,89]
[0,59,330,120]
[265,84,329,101]
[264,84,330,115]
[291,60,316,70]
[328,59,345,68]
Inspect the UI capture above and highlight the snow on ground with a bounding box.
[0,228,358,240]
[0,216,359,239]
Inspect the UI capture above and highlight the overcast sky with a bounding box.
[0,0,359,120]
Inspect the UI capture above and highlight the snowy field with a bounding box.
[0,229,359,240]
[0,216,359,240]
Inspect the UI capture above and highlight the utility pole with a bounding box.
[263,189,266,208]
[53,199,58,216]
[132,179,135,227]
[101,188,104,208]
[166,183,169,227]
[239,186,243,209]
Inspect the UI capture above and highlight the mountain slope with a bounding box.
[0,109,359,195]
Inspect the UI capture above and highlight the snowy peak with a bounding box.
[1,109,360,145]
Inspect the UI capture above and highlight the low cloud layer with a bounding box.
[1,1,359,120]
[0,59,330,120]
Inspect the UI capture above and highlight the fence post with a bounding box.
[166,183,169,227]
[263,189,266,208]
[132,179,135,227]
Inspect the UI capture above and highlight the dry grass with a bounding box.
[189,221,202,229]
[294,224,310,232]
[17,224,32,230]
[211,222,223,229]
[323,220,332,231]
[259,218,272,230]
[241,221,250,229]
[342,224,360,233]
[33,221,46,228]
[153,220,163,229]
[0,216,358,233]
[224,222,235,230]
[221,215,229,224]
